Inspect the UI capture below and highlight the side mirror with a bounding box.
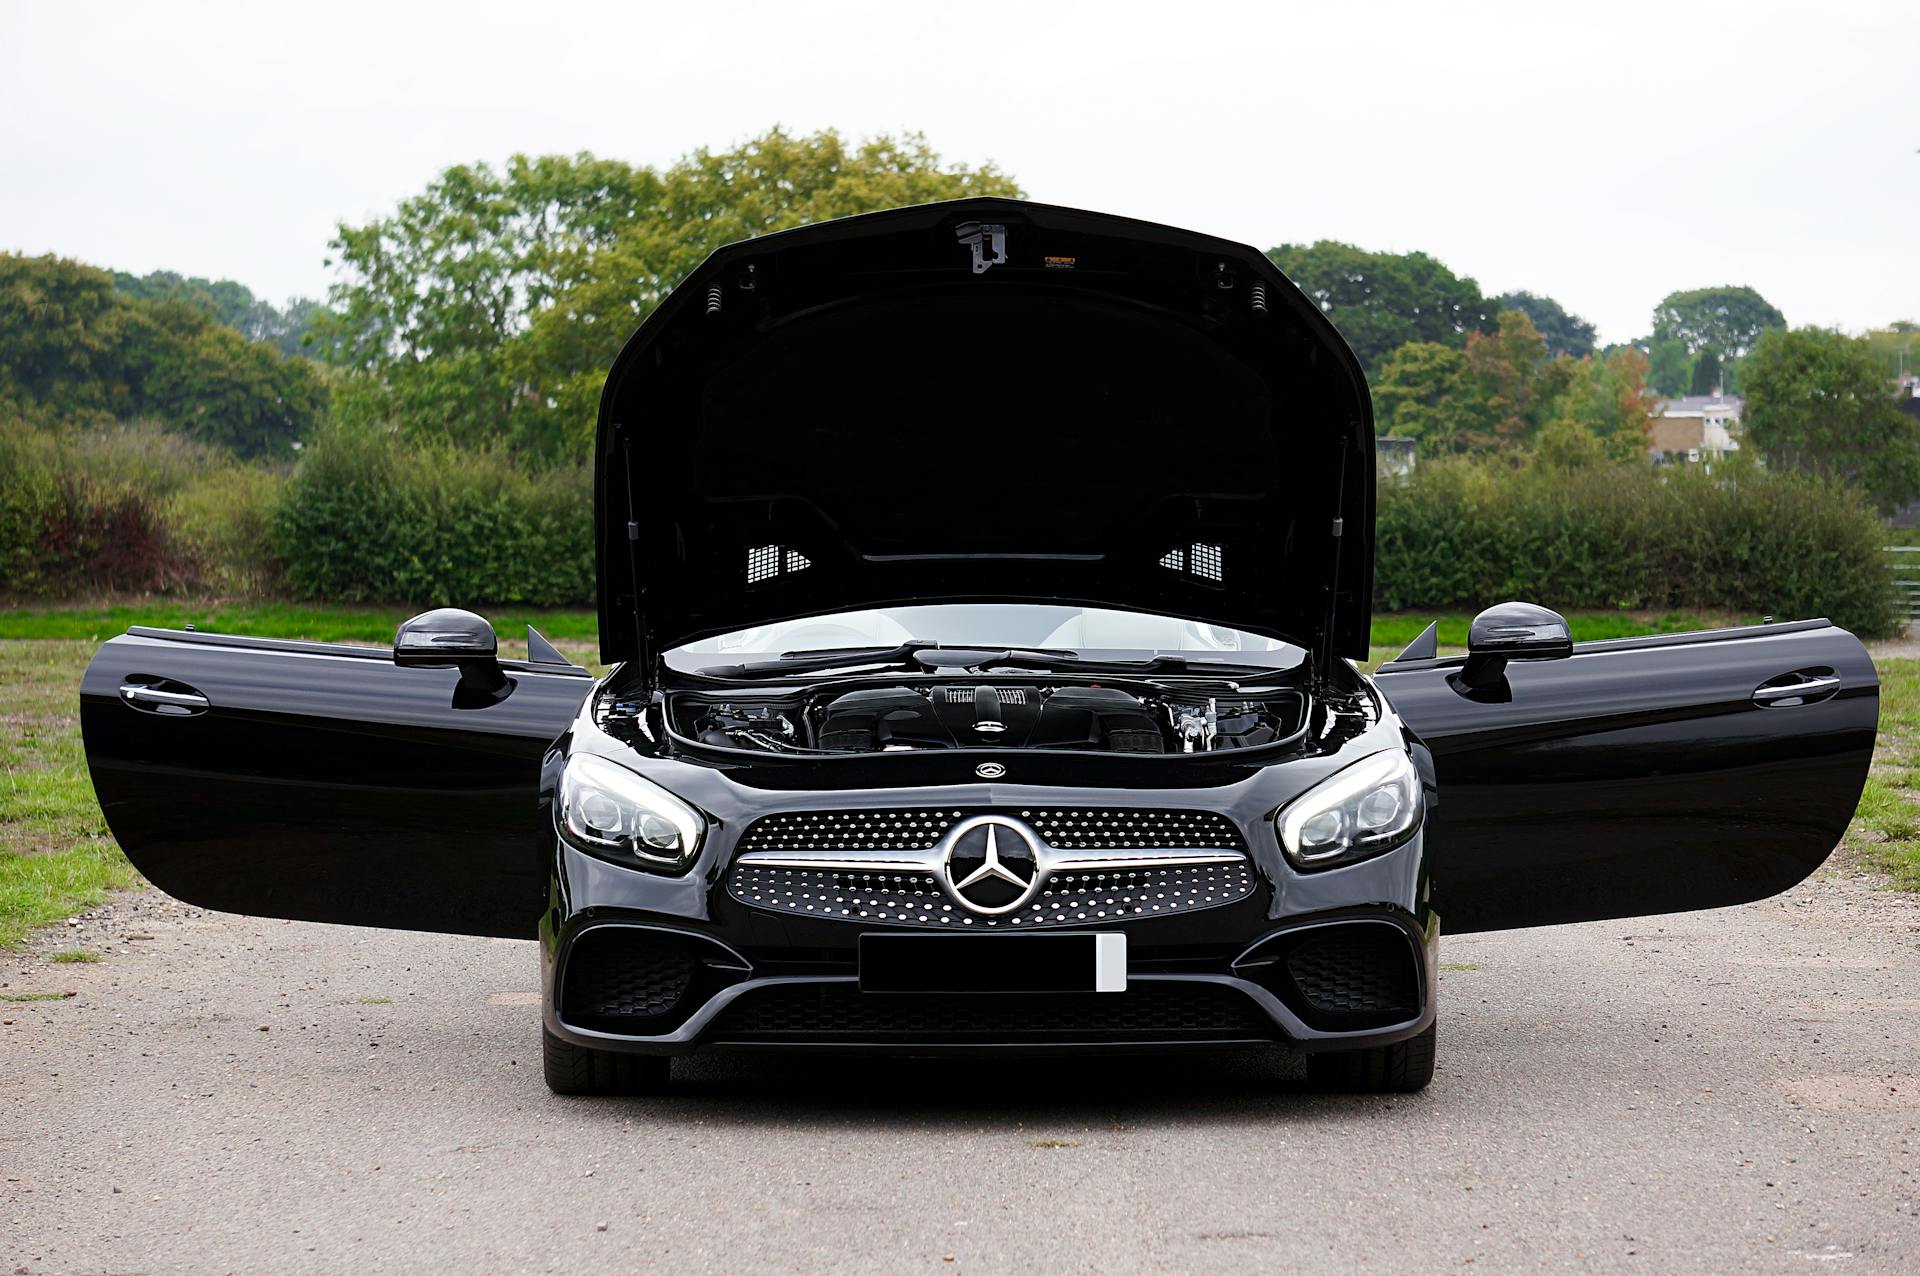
[395,608,511,704]
[1454,601,1572,693]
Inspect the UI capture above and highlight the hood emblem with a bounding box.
[974,761,1006,779]
[955,221,1007,274]
[939,816,1042,915]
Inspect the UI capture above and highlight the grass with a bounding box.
[1846,657,1920,889]
[0,603,1908,947]
[1,991,70,1002]
[0,641,142,947]
[49,948,99,963]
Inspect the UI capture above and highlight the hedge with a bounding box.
[3,418,1898,640]
[1374,458,1896,637]
[270,429,593,608]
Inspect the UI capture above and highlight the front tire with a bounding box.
[542,1027,671,1096]
[1304,1023,1436,1093]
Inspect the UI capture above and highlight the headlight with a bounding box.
[557,753,705,870]
[1275,749,1424,869]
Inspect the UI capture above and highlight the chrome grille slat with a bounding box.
[735,807,1245,855]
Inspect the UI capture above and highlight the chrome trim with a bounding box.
[119,684,210,709]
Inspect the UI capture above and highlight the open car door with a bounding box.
[80,627,594,938]
[1374,619,1878,933]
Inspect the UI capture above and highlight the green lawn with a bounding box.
[0,641,140,946]
[0,603,1905,948]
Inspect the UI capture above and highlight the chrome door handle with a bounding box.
[1752,675,1841,705]
[119,683,210,711]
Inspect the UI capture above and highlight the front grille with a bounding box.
[705,981,1275,1043]
[736,808,1246,855]
[1284,926,1419,1019]
[729,859,1257,928]
[560,930,697,1027]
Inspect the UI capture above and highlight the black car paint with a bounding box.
[593,197,1376,672]
[74,197,1882,1067]
[532,671,1441,1054]
[80,628,592,938]
[1375,618,1878,932]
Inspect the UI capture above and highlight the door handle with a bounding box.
[119,682,210,713]
[1752,673,1841,706]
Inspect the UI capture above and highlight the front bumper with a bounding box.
[541,832,1438,1057]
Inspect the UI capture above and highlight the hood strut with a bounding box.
[1315,433,1351,685]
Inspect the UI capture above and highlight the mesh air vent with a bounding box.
[746,544,810,585]
[1160,542,1224,583]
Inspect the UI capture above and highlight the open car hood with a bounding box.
[595,198,1374,670]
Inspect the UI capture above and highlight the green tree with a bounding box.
[1645,335,1694,397]
[1492,291,1596,358]
[1265,241,1493,377]
[1651,285,1786,392]
[1371,341,1491,453]
[1463,311,1571,451]
[1548,346,1658,463]
[1742,326,1920,510]
[0,253,326,455]
[319,129,1023,460]
[0,252,125,422]
[1859,321,1919,381]
[114,269,322,359]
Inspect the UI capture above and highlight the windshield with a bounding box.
[668,605,1299,662]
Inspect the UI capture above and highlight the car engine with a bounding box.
[670,680,1307,755]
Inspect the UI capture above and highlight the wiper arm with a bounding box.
[932,651,1276,678]
[695,640,942,680]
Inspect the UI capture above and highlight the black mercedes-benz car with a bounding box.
[80,198,1878,1095]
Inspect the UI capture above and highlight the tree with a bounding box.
[1491,291,1596,358]
[1859,321,1920,381]
[1462,311,1571,451]
[0,253,326,455]
[1371,342,1491,453]
[1645,335,1693,397]
[1265,241,1494,378]
[1650,285,1786,393]
[319,129,1023,459]
[1549,346,1658,463]
[1742,326,1920,510]
[113,269,322,359]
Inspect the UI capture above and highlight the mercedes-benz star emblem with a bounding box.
[939,816,1042,915]
[974,762,1005,779]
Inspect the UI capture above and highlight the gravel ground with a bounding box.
[4,874,1918,1275]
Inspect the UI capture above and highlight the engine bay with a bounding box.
[666,678,1309,756]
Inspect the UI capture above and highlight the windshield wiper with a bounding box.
[697,643,1277,681]
[695,640,944,679]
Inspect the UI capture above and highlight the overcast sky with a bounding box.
[4,1,1913,345]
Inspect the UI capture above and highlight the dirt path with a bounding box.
[4,870,1919,1274]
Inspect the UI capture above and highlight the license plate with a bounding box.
[858,932,1126,994]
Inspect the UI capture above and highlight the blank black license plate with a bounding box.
[858,932,1126,994]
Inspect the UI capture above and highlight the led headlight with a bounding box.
[557,753,704,870]
[1276,748,1424,869]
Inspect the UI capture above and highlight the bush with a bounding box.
[169,465,289,596]
[0,419,202,596]
[272,428,593,607]
[1375,458,1897,637]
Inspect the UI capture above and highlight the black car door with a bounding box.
[1373,620,1878,933]
[80,627,594,938]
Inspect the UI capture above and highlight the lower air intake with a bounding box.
[560,929,698,1029]
[1283,926,1420,1024]
[705,981,1275,1044]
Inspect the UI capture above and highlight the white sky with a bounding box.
[3,0,1914,345]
